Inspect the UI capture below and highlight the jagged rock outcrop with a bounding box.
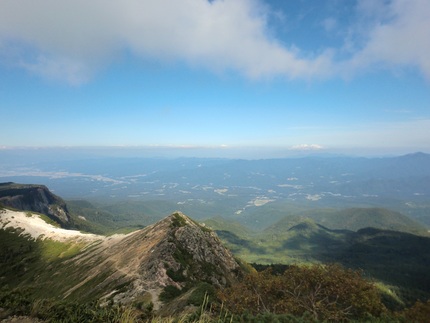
[45,212,242,311]
[0,182,70,227]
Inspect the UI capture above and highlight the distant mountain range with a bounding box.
[1,152,429,228]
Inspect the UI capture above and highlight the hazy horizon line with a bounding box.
[0,144,428,160]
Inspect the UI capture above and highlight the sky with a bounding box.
[0,0,430,158]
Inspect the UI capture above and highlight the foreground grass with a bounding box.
[2,287,430,323]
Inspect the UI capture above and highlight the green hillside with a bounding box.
[209,211,430,306]
[304,207,428,235]
[202,216,255,238]
[258,207,429,236]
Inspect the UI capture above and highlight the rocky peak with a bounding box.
[56,211,242,312]
[0,182,70,227]
[165,212,241,285]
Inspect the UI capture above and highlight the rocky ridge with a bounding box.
[62,212,242,309]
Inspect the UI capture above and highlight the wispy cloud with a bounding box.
[20,55,91,85]
[0,0,429,84]
[346,0,430,79]
[290,144,324,151]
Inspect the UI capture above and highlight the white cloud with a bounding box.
[0,0,334,84]
[348,0,430,79]
[290,144,324,151]
[0,0,429,83]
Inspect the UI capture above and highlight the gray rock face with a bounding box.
[0,182,70,226]
[172,218,241,285]
[62,212,242,311]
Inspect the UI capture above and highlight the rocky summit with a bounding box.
[57,212,242,309]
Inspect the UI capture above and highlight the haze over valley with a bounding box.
[1,149,429,230]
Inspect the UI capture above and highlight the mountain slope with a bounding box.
[205,212,430,304]
[317,207,428,234]
[259,207,429,236]
[0,209,242,313]
[59,212,241,308]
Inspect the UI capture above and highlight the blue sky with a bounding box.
[1,0,429,158]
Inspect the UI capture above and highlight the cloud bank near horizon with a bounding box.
[0,0,429,85]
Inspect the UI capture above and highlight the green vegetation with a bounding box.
[166,267,186,282]
[0,227,43,286]
[2,267,430,322]
[160,286,182,302]
[39,239,83,261]
[211,216,430,306]
[187,283,216,307]
[219,264,386,321]
[0,227,118,303]
[256,207,429,236]
[171,212,187,228]
[67,199,133,234]
[215,264,430,322]
[0,287,142,322]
